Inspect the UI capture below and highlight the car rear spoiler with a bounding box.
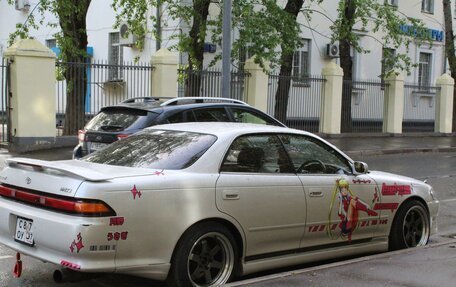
[6,158,111,182]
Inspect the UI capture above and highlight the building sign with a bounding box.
[399,25,444,42]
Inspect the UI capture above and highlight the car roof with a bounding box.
[147,122,309,137]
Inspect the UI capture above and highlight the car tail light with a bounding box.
[78,130,86,143]
[117,134,129,140]
[0,185,115,217]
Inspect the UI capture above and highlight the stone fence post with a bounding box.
[4,39,56,152]
[435,74,454,133]
[383,72,405,134]
[320,61,343,134]
[151,48,179,98]
[244,56,269,113]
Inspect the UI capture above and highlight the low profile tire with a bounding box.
[389,200,430,251]
[167,222,238,287]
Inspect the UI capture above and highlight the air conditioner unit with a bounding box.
[119,22,139,47]
[326,43,340,58]
[15,0,30,11]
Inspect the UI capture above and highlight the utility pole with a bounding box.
[222,0,232,99]
[156,0,162,51]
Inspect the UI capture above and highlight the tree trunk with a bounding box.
[184,0,211,97]
[339,0,356,133]
[273,0,304,124]
[59,0,91,135]
[443,0,456,132]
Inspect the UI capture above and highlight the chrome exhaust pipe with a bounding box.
[53,268,99,283]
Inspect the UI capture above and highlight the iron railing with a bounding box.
[56,60,153,130]
[0,58,9,144]
[403,84,439,132]
[267,75,325,132]
[342,79,388,133]
[177,68,250,101]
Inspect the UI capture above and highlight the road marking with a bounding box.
[0,255,13,260]
[441,198,456,203]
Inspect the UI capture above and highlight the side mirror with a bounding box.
[354,161,369,174]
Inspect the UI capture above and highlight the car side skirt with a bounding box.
[242,236,388,276]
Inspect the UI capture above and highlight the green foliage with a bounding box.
[331,0,431,76]
[6,0,91,61]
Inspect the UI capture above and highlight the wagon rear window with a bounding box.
[82,130,216,169]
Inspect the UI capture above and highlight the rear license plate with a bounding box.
[90,142,108,151]
[14,217,34,246]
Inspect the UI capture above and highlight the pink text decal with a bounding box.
[374,202,399,212]
[107,231,128,241]
[109,217,125,226]
[352,179,372,184]
[308,219,388,233]
[381,183,411,196]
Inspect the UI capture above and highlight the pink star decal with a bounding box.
[69,232,84,253]
[153,169,165,176]
[131,185,142,200]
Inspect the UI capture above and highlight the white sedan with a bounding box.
[0,123,439,286]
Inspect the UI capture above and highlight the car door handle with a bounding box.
[309,191,323,197]
[222,190,240,200]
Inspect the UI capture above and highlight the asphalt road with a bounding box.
[1,152,456,287]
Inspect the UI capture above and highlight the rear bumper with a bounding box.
[0,197,116,272]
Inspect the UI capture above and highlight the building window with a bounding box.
[108,32,123,81]
[238,46,253,71]
[418,52,432,88]
[45,39,56,49]
[384,0,398,6]
[422,0,434,14]
[292,39,310,84]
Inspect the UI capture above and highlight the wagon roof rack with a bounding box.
[160,97,249,107]
[121,97,162,103]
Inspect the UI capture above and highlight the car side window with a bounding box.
[220,134,294,173]
[230,108,274,125]
[167,111,196,123]
[279,134,351,175]
[192,108,230,122]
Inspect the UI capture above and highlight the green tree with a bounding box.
[113,0,214,97]
[331,0,429,132]
[443,0,456,132]
[6,0,92,135]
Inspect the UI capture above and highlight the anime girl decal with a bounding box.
[328,179,378,242]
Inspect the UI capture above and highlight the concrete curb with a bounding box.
[226,239,456,286]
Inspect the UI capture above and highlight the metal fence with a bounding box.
[342,79,388,133]
[56,60,153,128]
[267,75,325,132]
[177,69,249,101]
[403,84,439,132]
[0,58,9,144]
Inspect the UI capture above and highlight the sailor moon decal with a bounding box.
[328,179,378,242]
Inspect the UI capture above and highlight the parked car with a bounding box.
[0,123,438,286]
[73,97,285,159]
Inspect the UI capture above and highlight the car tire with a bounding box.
[389,200,430,251]
[167,222,238,287]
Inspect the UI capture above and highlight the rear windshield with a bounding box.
[85,108,154,132]
[82,129,217,169]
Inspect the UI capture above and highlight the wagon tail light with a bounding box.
[0,185,116,217]
[78,130,86,143]
[117,134,129,140]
